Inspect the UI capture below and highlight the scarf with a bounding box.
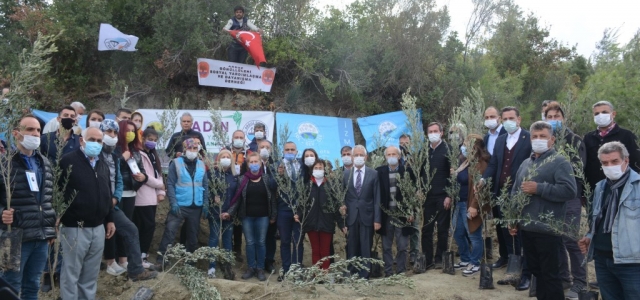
[601,168,630,233]
[229,167,264,208]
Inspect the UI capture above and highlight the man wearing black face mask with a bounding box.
[40,105,80,164]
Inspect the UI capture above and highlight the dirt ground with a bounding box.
[39,200,596,300]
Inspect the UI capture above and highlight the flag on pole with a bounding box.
[228,30,266,67]
[98,23,139,51]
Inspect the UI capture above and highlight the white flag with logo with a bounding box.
[97,23,138,51]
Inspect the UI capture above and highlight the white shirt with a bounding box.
[486,124,503,155]
[506,127,522,150]
[223,18,259,31]
[353,166,365,188]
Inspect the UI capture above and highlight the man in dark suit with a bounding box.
[341,144,381,279]
[483,106,507,155]
[480,106,533,290]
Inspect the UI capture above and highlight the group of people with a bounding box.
[1,99,639,300]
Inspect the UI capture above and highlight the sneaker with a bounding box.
[142,259,154,269]
[256,269,266,281]
[107,261,126,276]
[241,268,255,280]
[129,269,158,282]
[462,264,480,277]
[208,267,216,279]
[120,262,128,271]
[454,261,470,269]
[565,282,585,300]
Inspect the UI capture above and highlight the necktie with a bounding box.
[356,170,362,196]
[289,161,298,181]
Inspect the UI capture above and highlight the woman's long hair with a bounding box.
[142,127,163,175]
[117,120,143,152]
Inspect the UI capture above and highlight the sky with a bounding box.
[314,0,640,58]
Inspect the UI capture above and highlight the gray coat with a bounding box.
[511,149,577,236]
[342,166,381,227]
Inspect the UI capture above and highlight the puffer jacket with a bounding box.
[0,152,56,242]
[135,151,165,206]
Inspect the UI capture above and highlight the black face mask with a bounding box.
[60,118,75,130]
[103,145,115,154]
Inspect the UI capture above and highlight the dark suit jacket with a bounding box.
[343,166,381,227]
[375,164,413,236]
[483,126,507,154]
[482,129,532,195]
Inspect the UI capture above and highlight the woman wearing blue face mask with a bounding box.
[223,152,277,282]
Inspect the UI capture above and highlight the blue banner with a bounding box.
[357,110,421,152]
[276,113,355,165]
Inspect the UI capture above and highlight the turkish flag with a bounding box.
[229,30,266,68]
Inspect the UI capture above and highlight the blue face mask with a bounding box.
[460,145,468,158]
[249,163,261,173]
[547,120,562,132]
[284,153,296,161]
[503,120,518,134]
[84,141,103,157]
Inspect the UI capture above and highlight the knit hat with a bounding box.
[100,119,119,133]
[183,138,198,150]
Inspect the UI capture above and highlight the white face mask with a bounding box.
[531,139,549,154]
[312,170,324,179]
[386,156,398,166]
[484,119,498,130]
[594,113,612,127]
[20,134,41,150]
[259,148,270,159]
[133,121,142,129]
[354,156,365,167]
[103,134,118,147]
[232,138,244,148]
[304,156,316,167]
[254,131,265,139]
[342,156,352,166]
[602,164,626,181]
[428,133,441,143]
[89,121,102,129]
[219,158,231,168]
[503,120,518,134]
[185,151,198,160]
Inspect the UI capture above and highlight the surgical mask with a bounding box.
[133,121,142,129]
[342,156,352,166]
[60,118,74,130]
[249,163,261,173]
[428,133,441,143]
[103,134,118,146]
[386,156,398,166]
[233,139,244,148]
[354,156,365,167]
[89,121,102,129]
[531,139,549,154]
[312,170,324,179]
[185,151,198,160]
[219,158,231,168]
[547,120,562,132]
[460,145,468,158]
[144,141,157,149]
[503,120,518,134]
[594,113,612,127]
[484,119,498,130]
[259,148,270,159]
[83,141,102,157]
[284,153,296,161]
[602,164,626,181]
[304,156,315,167]
[19,133,40,150]
[254,131,264,139]
[125,132,136,143]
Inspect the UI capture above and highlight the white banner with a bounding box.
[197,58,276,92]
[135,109,274,153]
[98,23,138,51]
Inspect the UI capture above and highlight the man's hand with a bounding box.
[508,226,518,236]
[407,216,414,223]
[468,207,478,218]
[106,222,116,239]
[277,164,285,175]
[176,152,182,158]
[374,222,381,231]
[270,219,275,224]
[220,212,230,220]
[2,208,14,225]
[157,194,165,202]
[342,227,348,235]
[578,237,591,255]
[214,196,221,204]
[293,214,300,223]
[258,29,264,35]
[521,181,537,195]
[339,205,347,216]
[133,173,145,182]
[444,197,452,210]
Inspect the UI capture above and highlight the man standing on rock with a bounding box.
[223,5,264,64]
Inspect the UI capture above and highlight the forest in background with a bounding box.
[1,0,640,136]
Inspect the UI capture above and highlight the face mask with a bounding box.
[342,156,352,166]
[185,151,198,160]
[103,134,118,147]
[219,158,231,168]
[284,153,296,161]
[428,133,441,143]
[60,118,74,130]
[541,113,546,121]
[602,164,626,180]
[547,120,562,132]
[531,139,549,154]
[259,148,270,159]
[254,131,264,139]
[125,132,136,143]
[460,145,468,158]
[89,121,102,129]
[594,113,612,127]
[503,120,518,134]
[484,119,498,130]
[354,156,365,167]
[103,145,115,154]
[83,141,102,157]
[19,133,41,150]
[304,156,316,167]
[144,141,157,150]
[386,156,398,166]
[312,170,324,179]
[133,122,142,129]
[233,139,244,148]
[249,163,261,173]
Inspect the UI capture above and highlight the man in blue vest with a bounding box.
[223,5,263,64]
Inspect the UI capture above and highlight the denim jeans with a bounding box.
[1,240,49,300]
[277,209,303,272]
[208,217,233,269]
[227,43,248,64]
[594,253,640,300]
[111,208,144,276]
[243,216,269,269]
[453,202,484,266]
